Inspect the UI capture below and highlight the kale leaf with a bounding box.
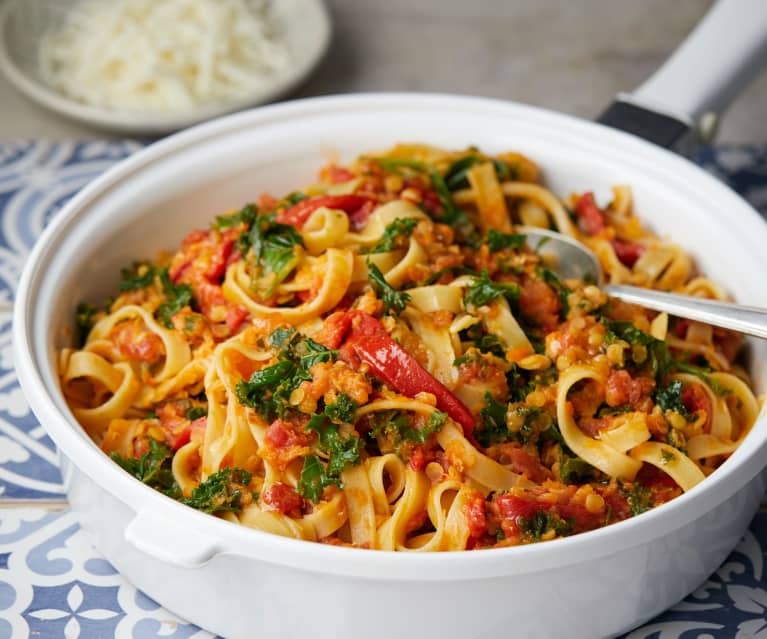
[536,266,570,317]
[119,262,157,292]
[213,203,258,231]
[367,261,411,315]
[181,468,253,514]
[366,217,418,254]
[487,230,526,252]
[111,440,180,498]
[443,155,512,191]
[517,510,573,541]
[235,328,336,420]
[653,380,691,418]
[324,394,359,424]
[464,270,520,308]
[477,392,508,447]
[156,268,193,328]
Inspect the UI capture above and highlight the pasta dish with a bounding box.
[60,145,758,550]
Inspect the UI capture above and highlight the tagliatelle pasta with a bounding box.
[61,144,760,550]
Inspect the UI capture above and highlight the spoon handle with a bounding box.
[604,284,767,340]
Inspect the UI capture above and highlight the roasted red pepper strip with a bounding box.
[338,311,476,437]
[574,192,605,236]
[276,195,372,228]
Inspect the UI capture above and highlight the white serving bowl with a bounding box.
[14,94,767,639]
[0,0,331,135]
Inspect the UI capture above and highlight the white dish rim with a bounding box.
[13,92,767,582]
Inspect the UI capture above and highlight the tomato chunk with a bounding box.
[574,192,605,236]
[262,483,304,518]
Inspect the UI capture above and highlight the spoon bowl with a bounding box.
[520,226,767,340]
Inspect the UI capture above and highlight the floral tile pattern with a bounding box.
[0,140,765,638]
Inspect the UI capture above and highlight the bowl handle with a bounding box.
[598,0,767,150]
[125,510,222,568]
[628,0,767,125]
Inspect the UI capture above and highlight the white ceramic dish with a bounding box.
[13,93,767,639]
[0,0,331,135]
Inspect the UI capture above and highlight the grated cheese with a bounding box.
[39,0,290,113]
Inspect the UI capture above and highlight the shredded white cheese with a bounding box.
[39,0,290,113]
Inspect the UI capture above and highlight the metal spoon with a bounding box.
[520,227,767,339]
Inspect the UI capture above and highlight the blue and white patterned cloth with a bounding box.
[1,141,766,639]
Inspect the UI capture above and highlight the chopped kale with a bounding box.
[518,510,573,541]
[306,414,361,477]
[366,217,418,254]
[181,468,253,514]
[536,266,570,317]
[603,319,674,383]
[111,440,180,498]
[156,268,193,328]
[369,410,447,452]
[235,329,336,420]
[324,394,359,424]
[373,157,477,243]
[443,155,512,191]
[487,230,526,252]
[213,203,258,230]
[186,406,208,421]
[621,481,654,516]
[477,392,508,447]
[75,302,97,345]
[246,214,304,294]
[653,380,691,419]
[464,270,520,308]
[367,261,411,315]
[559,457,597,484]
[297,455,336,504]
[119,262,157,292]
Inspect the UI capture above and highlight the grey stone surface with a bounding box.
[0,0,765,142]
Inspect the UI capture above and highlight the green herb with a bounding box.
[111,440,180,498]
[246,214,304,294]
[487,230,526,252]
[119,262,157,292]
[324,394,359,424]
[559,457,597,484]
[181,468,253,514]
[297,455,336,504]
[517,510,573,541]
[365,218,418,254]
[213,203,258,230]
[604,319,733,394]
[675,361,733,397]
[464,270,520,308]
[306,414,361,477]
[75,302,97,345]
[443,155,511,191]
[373,157,477,243]
[186,406,208,421]
[278,191,308,208]
[477,392,508,447]
[653,380,691,419]
[155,268,193,328]
[235,329,336,420]
[660,449,676,464]
[622,481,653,516]
[367,261,411,315]
[536,266,570,317]
[603,320,673,383]
[369,410,447,452]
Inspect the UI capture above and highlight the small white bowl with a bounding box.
[0,0,331,135]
